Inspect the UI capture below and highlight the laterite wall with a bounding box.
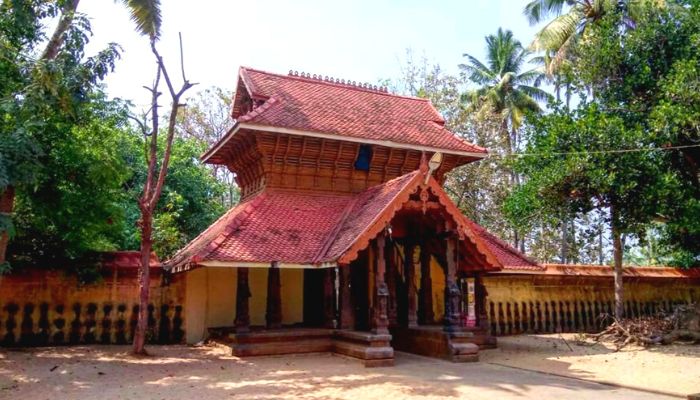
[483,273,699,336]
[0,262,185,346]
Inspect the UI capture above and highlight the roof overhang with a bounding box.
[170,260,337,274]
[201,122,488,164]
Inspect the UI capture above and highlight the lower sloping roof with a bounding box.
[164,170,537,272]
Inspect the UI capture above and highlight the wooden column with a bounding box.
[234,267,251,333]
[443,237,461,332]
[339,265,354,330]
[372,234,390,335]
[405,242,418,328]
[385,239,398,326]
[418,245,434,325]
[475,273,489,331]
[266,262,282,329]
[323,268,335,329]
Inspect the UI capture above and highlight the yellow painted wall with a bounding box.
[184,267,305,343]
[431,256,445,321]
[280,268,304,325]
[185,267,237,344]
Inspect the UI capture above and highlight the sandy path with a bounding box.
[480,334,700,397]
[0,343,676,400]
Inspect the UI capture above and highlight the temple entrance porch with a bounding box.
[190,190,497,367]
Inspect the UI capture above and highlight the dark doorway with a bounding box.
[303,269,325,326]
[350,250,370,331]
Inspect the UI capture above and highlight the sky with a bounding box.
[79,0,544,107]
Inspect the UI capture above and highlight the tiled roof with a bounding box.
[164,171,535,273]
[231,67,486,155]
[463,220,542,271]
[495,263,700,278]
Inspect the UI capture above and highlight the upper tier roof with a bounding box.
[203,67,487,163]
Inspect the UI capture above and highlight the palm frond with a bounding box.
[517,68,545,86]
[459,53,496,85]
[530,8,582,52]
[523,0,571,25]
[518,84,554,104]
[118,0,162,39]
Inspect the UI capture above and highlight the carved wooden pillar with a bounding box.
[234,267,251,333]
[372,234,389,335]
[475,273,489,331]
[266,262,282,329]
[418,245,434,325]
[385,239,398,326]
[405,242,418,328]
[339,265,354,330]
[443,237,461,332]
[323,268,335,328]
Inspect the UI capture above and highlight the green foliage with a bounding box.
[118,133,227,259]
[1,1,125,270]
[511,1,700,267]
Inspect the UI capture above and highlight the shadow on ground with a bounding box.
[0,344,674,399]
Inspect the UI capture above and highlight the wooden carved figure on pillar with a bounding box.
[372,234,390,334]
[418,245,434,325]
[404,242,418,328]
[443,236,462,333]
[385,238,398,326]
[323,268,335,328]
[339,265,355,330]
[235,268,251,333]
[266,262,282,329]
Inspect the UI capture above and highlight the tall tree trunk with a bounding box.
[560,217,569,263]
[598,221,604,265]
[133,208,153,354]
[41,0,81,60]
[0,186,15,265]
[610,206,624,319]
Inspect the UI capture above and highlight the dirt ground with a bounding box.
[0,336,694,400]
[481,333,700,397]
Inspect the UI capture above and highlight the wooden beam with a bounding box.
[266,262,282,329]
[405,242,418,328]
[418,245,434,325]
[372,234,390,335]
[444,237,462,332]
[339,264,354,330]
[385,239,398,326]
[235,268,251,333]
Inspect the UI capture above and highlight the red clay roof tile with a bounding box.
[232,67,486,155]
[165,171,536,273]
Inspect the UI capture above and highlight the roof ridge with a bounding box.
[237,96,279,123]
[239,66,433,103]
[312,196,360,264]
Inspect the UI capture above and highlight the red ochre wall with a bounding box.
[1,261,698,346]
[0,265,185,346]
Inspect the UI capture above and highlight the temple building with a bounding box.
[165,67,537,366]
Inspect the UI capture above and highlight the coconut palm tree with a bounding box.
[460,28,550,154]
[523,0,666,72]
[118,0,162,39]
[460,28,550,250]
